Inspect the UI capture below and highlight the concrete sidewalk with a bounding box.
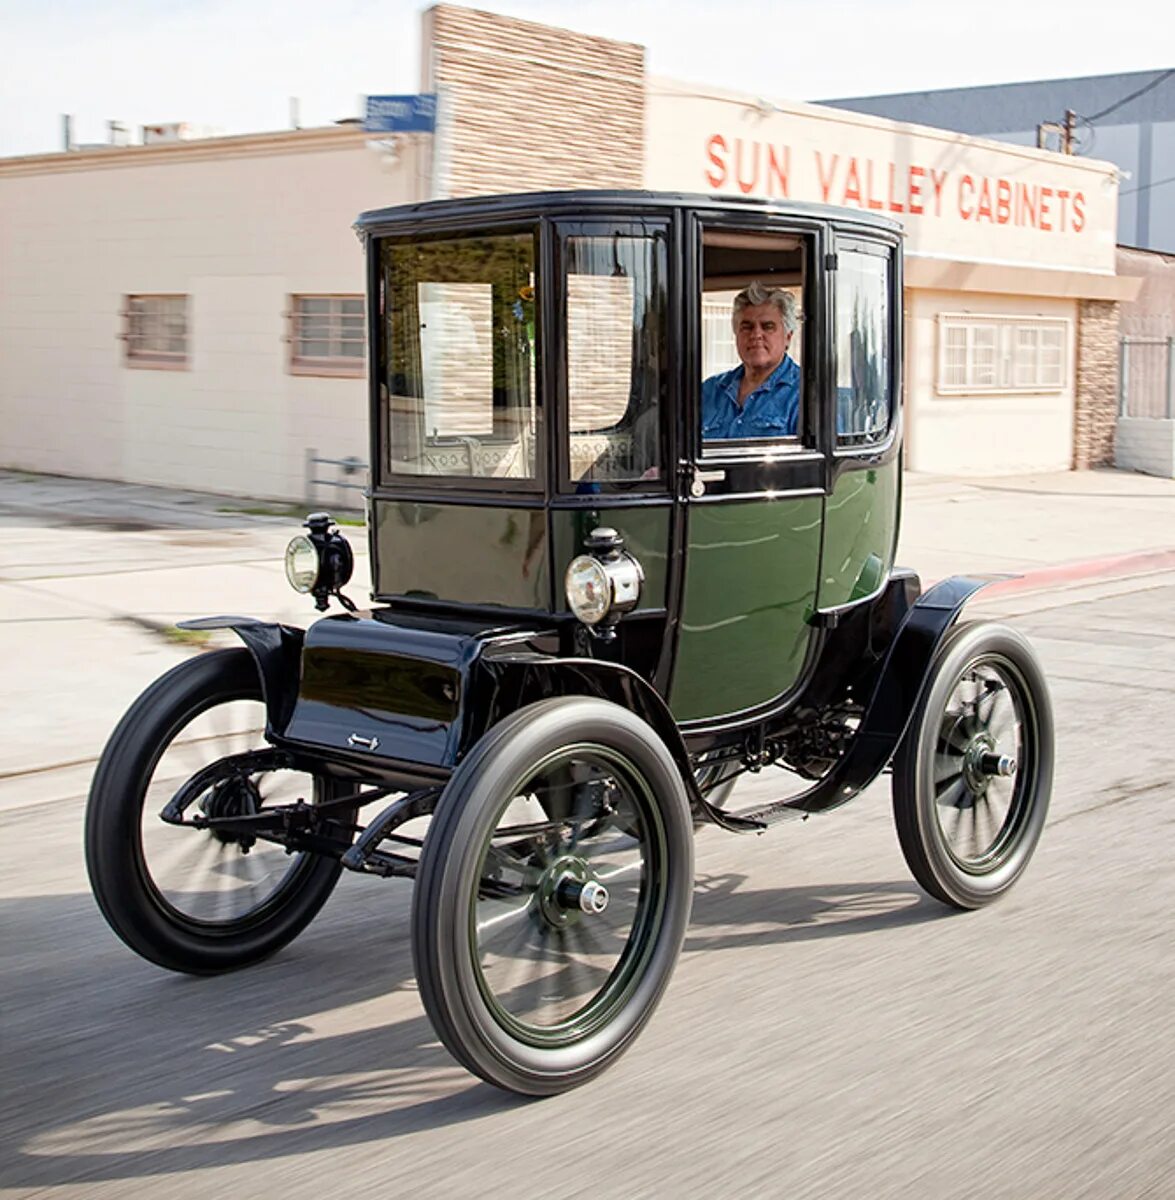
[3,466,1174,810]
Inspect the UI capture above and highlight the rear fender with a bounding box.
[789,575,1001,815]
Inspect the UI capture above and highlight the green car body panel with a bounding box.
[668,496,822,722]
[817,460,900,611]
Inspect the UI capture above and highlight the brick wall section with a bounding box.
[423,5,645,197]
[1073,299,1120,468]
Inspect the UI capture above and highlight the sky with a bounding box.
[0,0,1170,157]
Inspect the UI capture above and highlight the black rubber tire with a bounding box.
[412,697,694,1096]
[85,648,351,974]
[892,621,1054,910]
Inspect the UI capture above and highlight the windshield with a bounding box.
[381,231,538,481]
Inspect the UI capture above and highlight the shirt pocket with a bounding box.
[752,414,793,437]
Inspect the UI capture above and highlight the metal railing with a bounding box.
[305,448,368,511]
[1119,337,1175,419]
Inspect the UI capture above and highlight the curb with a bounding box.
[979,547,1175,597]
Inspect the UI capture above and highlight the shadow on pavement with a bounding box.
[2,872,946,1187]
[685,873,950,953]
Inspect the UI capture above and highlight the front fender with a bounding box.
[176,616,304,737]
[467,650,751,829]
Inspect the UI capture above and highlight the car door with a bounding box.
[667,216,828,726]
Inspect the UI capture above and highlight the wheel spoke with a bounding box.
[466,742,671,1038]
[142,715,310,925]
[934,751,964,785]
[477,895,534,938]
[935,774,970,810]
[948,801,967,842]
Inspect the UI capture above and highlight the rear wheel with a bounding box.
[892,622,1053,910]
[412,697,694,1095]
[86,648,354,973]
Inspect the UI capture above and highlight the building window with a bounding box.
[288,295,366,376]
[123,294,189,369]
[938,314,1069,395]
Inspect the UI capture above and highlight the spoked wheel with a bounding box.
[86,648,355,973]
[412,697,694,1095]
[893,622,1054,910]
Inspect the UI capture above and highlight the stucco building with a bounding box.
[0,5,1141,500]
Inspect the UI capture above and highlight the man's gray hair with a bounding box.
[731,282,800,335]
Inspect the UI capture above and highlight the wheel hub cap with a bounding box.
[537,856,607,928]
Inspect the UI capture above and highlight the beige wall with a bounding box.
[0,131,424,500]
[905,289,1077,474]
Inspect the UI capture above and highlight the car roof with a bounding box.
[354,188,904,238]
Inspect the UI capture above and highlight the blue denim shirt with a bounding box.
[701,355,800,440]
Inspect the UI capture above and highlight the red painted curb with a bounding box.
[978,547,1175,597]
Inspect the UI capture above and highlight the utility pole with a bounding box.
[1037,111,1078,155]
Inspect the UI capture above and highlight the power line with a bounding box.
[1084,69,1175,124]
[1120,171,1175,198]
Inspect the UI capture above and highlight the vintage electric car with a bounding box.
[86,191,1054,1096]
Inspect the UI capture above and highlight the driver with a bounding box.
[702,282,800,439]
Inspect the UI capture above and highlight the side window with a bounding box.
[381,231,538,482]
[835,245,893,447]
[563,224,668,487]
[700,229,806,448]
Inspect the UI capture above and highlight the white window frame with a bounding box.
[287,294,366,377]
[122,294,189,370]
[936,313,1070,395]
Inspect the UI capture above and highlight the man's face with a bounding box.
[735,302,791,374]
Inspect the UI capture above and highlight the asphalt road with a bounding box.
[3,579,1175,1199]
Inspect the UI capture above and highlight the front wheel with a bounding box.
[412,697,694,1095]
[892,621,1054,910]
[85,648,354,973]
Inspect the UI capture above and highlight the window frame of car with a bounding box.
[831,234,900,460]
[551,216,674,498]
[373,220,546,496]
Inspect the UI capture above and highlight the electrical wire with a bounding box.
[1084,69,1175,124]
[1120,171,1175,197]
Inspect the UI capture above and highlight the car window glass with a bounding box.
[564,228,667,486]
[835,247,892,447]
[699,229,806,450]
[382,232,537,481]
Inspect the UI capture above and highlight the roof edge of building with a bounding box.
[0,125,379,177]
[907,253,1142,301]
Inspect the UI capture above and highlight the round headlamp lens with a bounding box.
[284,535,320,593]
[565,555,612,625]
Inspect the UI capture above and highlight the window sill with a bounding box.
[290,360,365,379]
[125,357,189,372]
[935,386,1066,398]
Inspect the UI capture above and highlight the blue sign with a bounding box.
[364,94,437,134]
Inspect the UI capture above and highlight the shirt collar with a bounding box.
[731,354,794,397]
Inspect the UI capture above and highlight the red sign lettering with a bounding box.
[698,135,1090,236]
[705,134,727,188]
[816,152,838,203]
[908,165,924,215]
